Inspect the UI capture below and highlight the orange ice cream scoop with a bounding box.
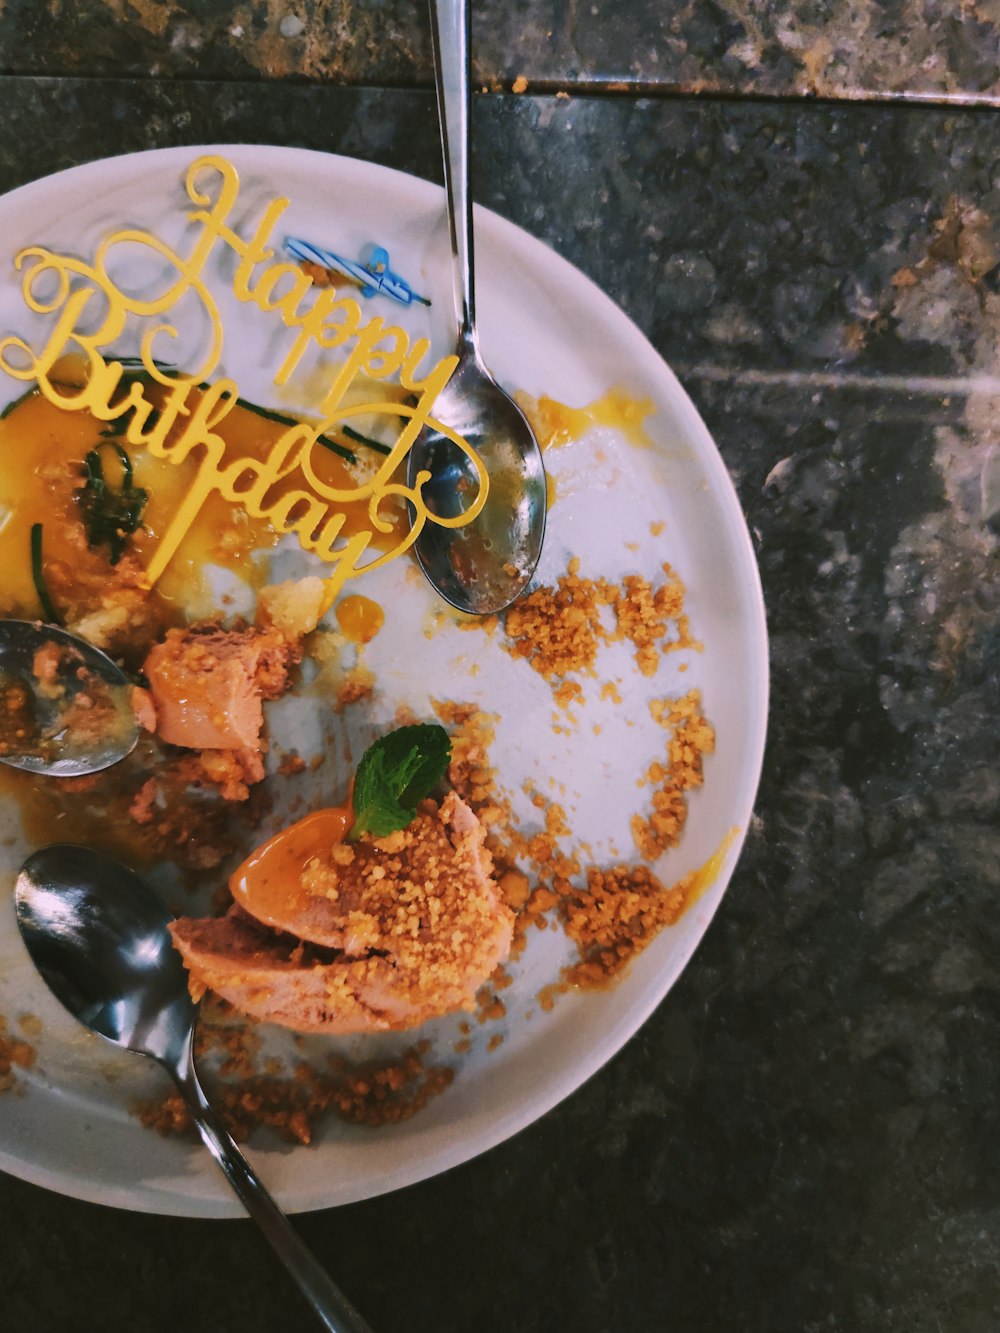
[143,625,296,751]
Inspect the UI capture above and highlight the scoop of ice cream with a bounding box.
[143,624,297,752]
[170,792,514,1033]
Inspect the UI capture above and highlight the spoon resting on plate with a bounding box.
[0,620,139,776]
[15,844,373,1333]
[408,0,547,615]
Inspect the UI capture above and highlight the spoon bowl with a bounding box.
[16,844,194,1062]
[409,0,546,614]
[15,844,372,1333]
[412,344,546,613]
[0,620,139,777]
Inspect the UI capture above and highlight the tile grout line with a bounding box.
[0,70,999,114]
[674,365,1000,396]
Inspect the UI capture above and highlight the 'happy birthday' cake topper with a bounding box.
[0,155,488,603]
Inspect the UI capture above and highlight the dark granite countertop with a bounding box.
[2,5,999,1332]
[4,0,1000,102]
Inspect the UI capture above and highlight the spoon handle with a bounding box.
[429,0,477,345]
[173,1053,373,1333]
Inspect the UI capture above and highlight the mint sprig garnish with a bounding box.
[78,442,148,565]
[347,724,451,842]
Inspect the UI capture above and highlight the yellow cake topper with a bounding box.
[0,155,488,603]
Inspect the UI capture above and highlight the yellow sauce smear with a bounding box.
[230,803,352,929]
[335,594,384,644]
[0,774,147,866]
[516,388,656,451]
[0,377,399,871]
[0,737,183,872]
[0,379,403,619]
[683,825,740,909]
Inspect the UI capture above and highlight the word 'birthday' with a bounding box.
[0,154,488,600]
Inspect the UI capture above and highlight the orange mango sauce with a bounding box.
[0,378,404,622]
[516,387,656,452]
[682,826,740,910]
[0,371,398,875]
[230,802,352,929]
[0,737,168,871]
[335,594,384,644]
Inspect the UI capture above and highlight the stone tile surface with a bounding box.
[0,78,999,1333]
[2,0,1000,101]
[4,81,1000,387]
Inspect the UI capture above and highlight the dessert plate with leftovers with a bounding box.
[0,145,767,1216]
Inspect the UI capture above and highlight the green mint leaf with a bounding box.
[77,443,148,565]
[347,723,451,842]
[30,523,62,625]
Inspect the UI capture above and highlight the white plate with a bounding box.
[0,145,767,1216]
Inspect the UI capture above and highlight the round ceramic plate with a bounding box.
[0,145,767,1216]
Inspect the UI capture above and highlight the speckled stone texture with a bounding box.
[3,0,1000,100]
[1,78,999,1331]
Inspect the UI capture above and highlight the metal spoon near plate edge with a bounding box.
[1,2,544,1328]
[407,0,547,615]
[15,845,373,1333]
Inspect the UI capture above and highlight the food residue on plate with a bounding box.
[0,368,718,1146]
[0,1014,40,1094]
[171,790,514,1034]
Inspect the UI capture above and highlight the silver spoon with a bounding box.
[408,0,546,615]
[15,844,373,1333]
[0,620,139,776]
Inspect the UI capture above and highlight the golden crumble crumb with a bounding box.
[562,862,689,987]
[257,576,326,640]
[502,563,615,680]
[457,612,499,636]
[476,992,507,1025]
[498,868,531,909]
[336,664,375,710]
[195,1001,263,1081]
[134,1047,454,1143]
[554,679,584,711]
[613,565,686,676]
[498,559,695,689]
[433,700,500,806]
[432,686,713,1017]
[537,982,566,1012]
[663,612,702,656]
[512,74,529,93]
[0,1014,37,1093]
[632,690,715,860]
